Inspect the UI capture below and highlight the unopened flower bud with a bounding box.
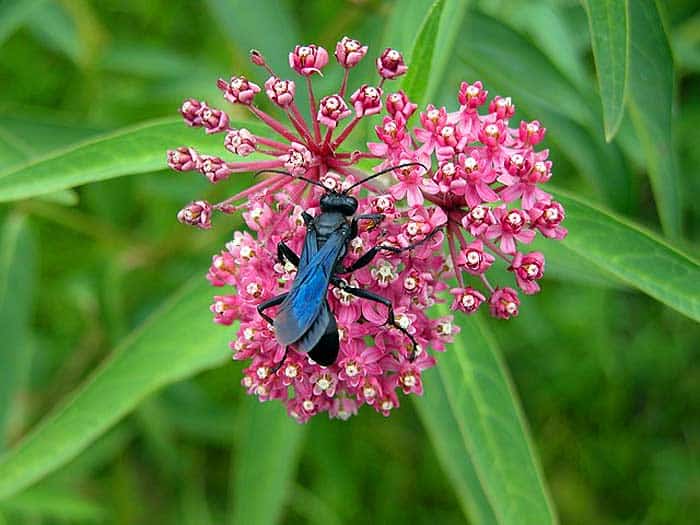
[217,76,261,105]
[289,44,329,76]
[167,146,200,172]
[225,129,257,157]
[317,94,351,129]
[178,200,212,229]
[335,36,368,68]
[264,76,296,108]
[376,48,408,79]
[180,98,205,126]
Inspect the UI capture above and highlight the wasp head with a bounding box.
[320,192,358,216]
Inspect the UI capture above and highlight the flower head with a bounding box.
[168,36,566,422]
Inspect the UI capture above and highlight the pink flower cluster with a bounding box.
[167,37,566,421]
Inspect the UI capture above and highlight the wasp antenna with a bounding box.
[343,162,429,193]
[254,169,329,191]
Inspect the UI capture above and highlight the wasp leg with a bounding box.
[338,227,441,274]
[270,347,289,374]
[256,293,288,326]
[331,280,419,361]
[350,213,385,237]
[277,241,300,267]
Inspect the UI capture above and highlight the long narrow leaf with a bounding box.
[627,0,681,238]
[552,189,700,321]
[583,0,629,141]
[418,311,558,524]
[0,278,231,500]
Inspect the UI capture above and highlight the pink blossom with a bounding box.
[207,250,237,286]
[167,146,200,172]
[210,295,239,325]
[180,98,204,126]
[451,287,486,314]
[489,287,520,319]
[519,120,546,145]
[376,48,408,79]
[335,37,368,68]
[289,44,329,76]
[217,76,261,105]
[461,204,496,237]
[317,94,351,128]
[264,76,295,108]
[510,251,545,295]
[458,81,488,110]
[455,240,495,275]
[488,96,515,120]
[350,85,383,117]
[529,200,568,239]
[486,206,536,254]
[177,200,212,229]
[389,164,433,206]
[198,155,232,183]
[224,129,257,157]
[200,105,229,134]
[459,153,499,207]
[280,142,315,176]
[385,91,417,119]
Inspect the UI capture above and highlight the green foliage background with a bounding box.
[0,0,698,523]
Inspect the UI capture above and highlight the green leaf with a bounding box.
[0,214,36,448]
[0,485,106,523]
[229,399,306,525]
[583,0,629,141]
[0,0,47,46]
[0,118,267,203]
[627,0,681,238]
[0,278,231,500]
[401,0,447,108]
[417,312,557,524]
[552,188,700,322]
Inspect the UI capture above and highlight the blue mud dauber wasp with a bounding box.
[255,163,438,369]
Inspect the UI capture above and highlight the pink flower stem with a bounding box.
[306,77,322,142]
[248,106,299,143]
[286,111,316,148]
[339,69,350,98]
[215,173,288,207]
[256,147,287,156]
[322,127,334,152]
[331,116,361,150]
[446,225,465,288]
[482,238,514,263]
[226,159,284,172]
[255,135,290,151]
[289,102,315,144]
[378,77,385,89]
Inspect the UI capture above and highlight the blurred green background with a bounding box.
[0,0,699,524]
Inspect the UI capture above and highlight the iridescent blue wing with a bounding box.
[274,230,344,348]
[298,223,317,270]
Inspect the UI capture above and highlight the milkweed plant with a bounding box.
[167,37,567,422]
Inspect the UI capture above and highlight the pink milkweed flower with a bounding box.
[486,206,536,254]
[200,105,230,134]
[461,204,496,237]
[207,250,237,286]
[519,120,546,145]
[489,96,515,120]
[289,44,329,76]
[432,161,467,195]
[281,142,315,176]
[369,115,411,162]
[376,48,408,79]
[529,200,568,239]
[451,287,486,314]
[317,94,352,129]
[455,239,495,275]
[310,369,339,398]
[217,76,261,105]
[489,287,520,319]
[225,129,257,156]
[389,164,435,207]
[458,81,488,110]
[329,397,359,420]
[335,36,368,68]
[210,295,239,325]
[415,105,448,154]
[386,91,417,119]
[459,153,499,208]
[199,155,233,183]
[177,200,212,229]
[337,342,383,388]
[478,119,507,149]
[264,76,296,108]
[499,154,553,209]
[510,251,545,295]
[167,146,200,172]
[351,85,383,117]
[180,98,205,126]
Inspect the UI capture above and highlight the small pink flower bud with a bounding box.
[177,200,212,229]
[376,48,408,79]
[478,120,507,148]
[264,76,296,108]
[489,287,520,319]
[200,106,230,134]
[180,98,205,126]
[225,129,257,157]
[529,200,567,239]
[519,120,546,145]
[455,240,495,275]
[385,91,417,119]
[350,84,383,117]
[489,96,515,119]
[335,36,368,68]
[217,76,261,105]
[249,49,266,66]
[317,94,352,129]
[289,44,329,76]
[167,146,200,172]
[281,142,314,176]
[510,251,545,295]
[198,155,232,183]
[451,287,485,314]
[458,81,488,109]
[504,153,532,178]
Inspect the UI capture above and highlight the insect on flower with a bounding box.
[168,36,567,421]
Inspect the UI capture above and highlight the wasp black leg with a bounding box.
[338,227,441,274]
[277,241,299,267]
[350,213,385,237]
[270,347,289,374]
[331,280,419,361]
[256,293,288,326]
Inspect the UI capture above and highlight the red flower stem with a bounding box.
[331,116,361,150]
[446,225,465,288]
[482,238,513,263]
[289,103,315,143]
[248,106,299,143]
[286,111,315,148]
[378,77,385,90]
[255,147,286,156]
[322,127,334,152]
[215,173,288,207]
[306,77,322,141]
[255,135,289,150]
[226,159,284,172]
[339,69,350,98]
